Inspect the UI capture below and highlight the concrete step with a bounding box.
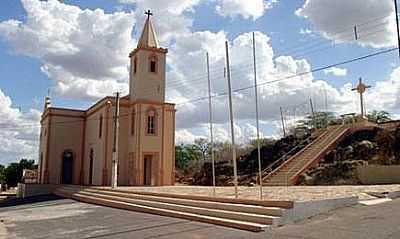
[55,188,269,232]
[83,186,293,209]
[75,188,284,217]
[59,188,278,225]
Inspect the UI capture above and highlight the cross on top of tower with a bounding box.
[145,10,153,19]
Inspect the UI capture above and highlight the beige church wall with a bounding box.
[161,106,176,185]
[46,111,85,185]
[132,103,176,186]
[139,104,163,151]
[127,104,138,184]
[116,104,130,185]
[141,104,161,185]
[38,17,177,187]
[130,49,166,102]
[38,118,49,184]
[84,105,111,186]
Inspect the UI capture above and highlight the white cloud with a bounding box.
[215,0,276,20]
[175,122,264,145]
[0,89,40,164]
[0,0,135,101]
[1,0,399,154]
[119,0,203,45]
[299,28,312,35]
[365,66,400,112]
[169,30,358,136]
[296,0,396,48]
[119,0,201,15]
[323,67,348,77]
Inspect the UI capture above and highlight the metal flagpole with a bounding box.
[111,92,120,188]
[310,98,316,129]
[394,0,400,58]
[252,32,263,200]
[225,41,239,199]
[206,52,216,197]
[280,106,286,137]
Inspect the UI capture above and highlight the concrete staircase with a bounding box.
[55,185,293,232]
[263,125,350,186]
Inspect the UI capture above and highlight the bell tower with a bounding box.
[129,10,168,103]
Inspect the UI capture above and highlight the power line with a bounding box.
[164,15,394,89]
[0,46,397,130]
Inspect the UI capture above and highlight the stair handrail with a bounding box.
[261,135,315,179]
[282,125,348,185]
[262,127,335,181]
[264,125,344,185]
[289,125,350,184]
[274,126,340,182]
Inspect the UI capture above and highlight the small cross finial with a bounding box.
[145,10,153,19]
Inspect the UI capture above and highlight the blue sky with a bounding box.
[0,0,399,163]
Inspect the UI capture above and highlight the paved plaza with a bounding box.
[0,197,399,239]
[99,184,400,201]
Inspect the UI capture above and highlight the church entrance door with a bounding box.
[62,151,73,184]
[144,155,152,186]
[89,149,94,185]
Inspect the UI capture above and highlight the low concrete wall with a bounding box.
[357,165,400,185]
[17,183,59,198]
[277,196,358,226]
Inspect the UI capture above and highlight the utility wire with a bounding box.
[0,46,397,130]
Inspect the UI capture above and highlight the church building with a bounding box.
[37,14,176,186]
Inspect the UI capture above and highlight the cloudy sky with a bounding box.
[0,0,399,164]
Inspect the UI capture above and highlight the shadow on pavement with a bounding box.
[0,194,65,208]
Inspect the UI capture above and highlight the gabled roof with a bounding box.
[137,16,159,48]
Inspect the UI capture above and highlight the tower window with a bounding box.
[133,58,137,74]
[147,110,156,135]
[150,60,156,73]
[99,115,103,138]
[149,55,158,73]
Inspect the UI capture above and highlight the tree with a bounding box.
[249,138,275,150]
[295,112,338,131]
[0,164,5,184]
[4,159,36,187]
[367,110,392,123]
[175,145,191,170]
[191,138,210,161]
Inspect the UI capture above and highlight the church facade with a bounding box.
[37,15,176,186]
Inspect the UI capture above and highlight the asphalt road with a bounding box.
[0,197,399,239]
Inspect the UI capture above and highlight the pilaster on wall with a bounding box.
[43,170,49,184]
[102,169,108,186]
[160,105,165,185]
[79,118,87,185]
[44,115,52,184]
[102,105,111,186]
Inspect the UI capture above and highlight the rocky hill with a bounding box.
[298,125,400,185]
[177,121,400,186]
[180,133,315,186]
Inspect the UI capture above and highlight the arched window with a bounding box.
[99,115,103,138]
[131,109,135,135]
[39,152,43,182]
[147,110,156,135]
[89,148,94,185]
[133,57,137,74]
[149,55,157,73]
